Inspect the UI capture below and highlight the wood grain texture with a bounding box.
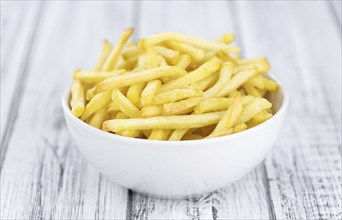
[0,2,137,219]
[131,2,271,220]
[233,1,341,219]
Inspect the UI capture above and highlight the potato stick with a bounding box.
[88,105,109,129]
[166,41,204,61]
[158,54,168,66]
[148,129,166,140]
[112,88,140,118]
[246,110,273,128]
[153,46,179,65]
[163,97,204,115]
[211,97,243,135]
[103,111,225,132]
[95,66,187,94]
[262,77,279,91]
[169,129,188,141]
[154,88,203,105]
[102,28,134,71]
[81,90,111,120]
[182,133,203,140]
[140,106,163,118]
[70,79,85,117]
[232,123,248,133]
[217,33,235,44]
[95,40,112,70]
[107,102,120,112]
[86,87,96,101]
[158,57,221,93]
[243,84,262,97]
[194,96,254,114]
[175,54,192,69]
[141,79,162,106]
[201,51,217,63]
[204,62,233,97]
[138,32,240,53]
[235,98,272,124]
[246,75,264,89]
[234,57,270,74]
[127,83,146,105]
[74,69,126,84]
[136,53,147,70]
[190,71,219,91]
[122,46,143,59]
[217,67,258,97]
[146,47,160,69]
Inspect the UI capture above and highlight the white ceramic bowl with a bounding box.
[62,75,288,198]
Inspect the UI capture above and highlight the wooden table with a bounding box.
[1,1,341,219]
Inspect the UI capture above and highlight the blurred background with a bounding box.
[1,1,341,220]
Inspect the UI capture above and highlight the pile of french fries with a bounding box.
[70,28,278,141]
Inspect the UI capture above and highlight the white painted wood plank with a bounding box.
[233,1,341,219]
[132,2,271,219]
[1,1,137,219]
[0,1,41,152]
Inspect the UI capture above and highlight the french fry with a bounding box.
[262,77,279,91]
[175,54,192,69]
[205,123,247,139]
[122,46,143,59]
[165,41,205,61]
[158,57,221,93]
[74,69,126,84]
[243,84,262,97]
[163,97,204,115]
[103,111,225,132]
[217,67,258,97]
[148,129,172,140]
[190,71,219,91]
[210,97,243,135]
[95,66,187,94]
[112,88,140,118]
[217,33,235,44]
[146,47,160,69]
[138,32,240,53]
[107,101,120,112]
[204,62,233,97]
[246,110,273,128]
[70,78,85,117]
[246,75,265,89]
[153,46,179,65]
[194,96,254,114]
[169,129,189,141]
[140,106,163,118]
[235,98,272,124]
[81,90,112,120]
[95,40,112,70]
[88,105,109,129]
[86,87,96,101]
[141,79,162,106]
[232,123,248,133]
[154,88,203,105]
[102,28,134,71]
[126,83,146,105]
[235,57,270,74]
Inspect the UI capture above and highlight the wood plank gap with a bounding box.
[0,2,45,171]
[262,164,277,220]
[125,190,134,220]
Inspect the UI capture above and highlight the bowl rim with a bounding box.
[62,74,289,144]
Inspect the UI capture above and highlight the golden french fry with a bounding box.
[211,97,243,135]
[194,96,254,114]
[243,84,262,97]
[141,79,162,106]
[154,88,203,105]
[148,129,172,140]
[103,111,225,132]
[158,57,221,93]
[107,101,120,112]
[246,75,264,89]
[122,46,143,59]
[235,57,270,74]
[206,123,247,139]
[262,77,279,91]
[204,62,233,97]
[166,41,204,61]
[138,32,240,53]
[126,83,146,105]
[232,123,248,133]
[88,105,109,129]
[95,40,112,70]
[140,106,163,118]
[70,78,85,117]
[217,67,258,97]
[81,90,112,120]
[95,66,187,94]
[153,46,179,64]
[112,88,140,118]
[86,87,96,101]
[190,71,219,91]
[102,28,134,71]
[246,110,273,128]
[115,112,128,119]
[146,47,160,69]
[217,33,235,44]
[258,89,267,97]
[163,97,204,115]
[74,69,126,84]
[169,129,189,141]
[235,98,272,124]
[175,54,192,69]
